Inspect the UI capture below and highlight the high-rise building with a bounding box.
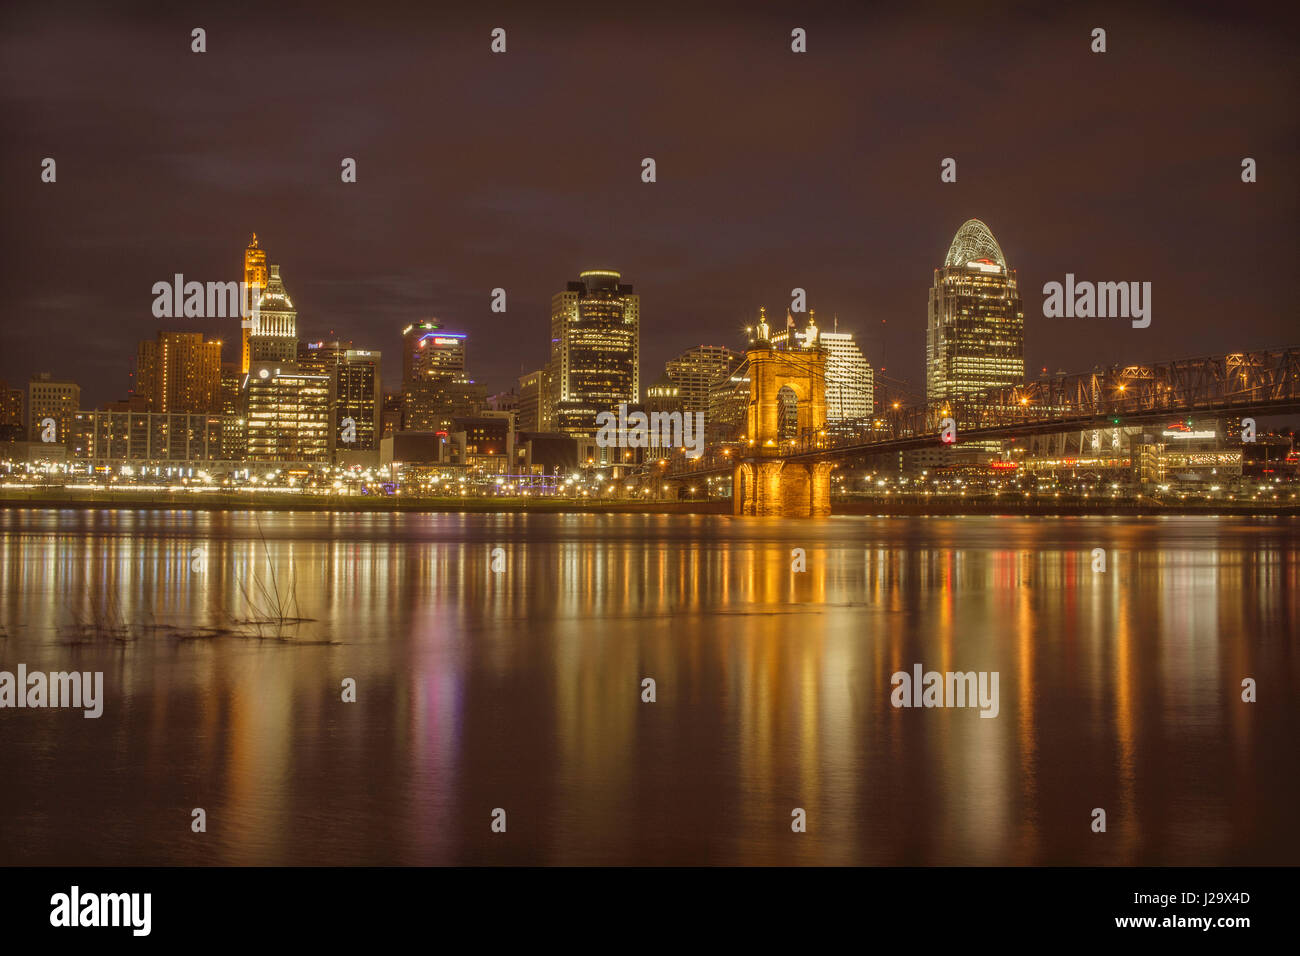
[769,311,873,423]
[707,369,751,444]
[27,373,80,444]
[926,219,1025,404]
[816,316,873,422]
[517,369,544,432]
[380,391,402,439]
[0,380,24,434]
[546,270,639,437]
[249,264,298,365]
[645,381,684,418]
[665,345,741,418]
[134,331,223,414]
[241,234,268,374]
[402,321,474,431]
[245,362,330,462]
[298,341,382,454]
[220,363,246,461]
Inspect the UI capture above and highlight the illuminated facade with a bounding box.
[219,363,246,460]
[249,264,298,365]
[27,373,80,444]
[770,311,872,422]
[517,368,544,432]
[71,410,225,464]
[245,364,330,462]
[665,345,741,417]
[707,371,751,443]
[926,219,1024,404]
[241,234,268,374]
[134,331,223,414]
[645,381,684,417]
[546,271,640,437]
[298,341,382,453]
[401,322,478,432]
[0,380,24,432]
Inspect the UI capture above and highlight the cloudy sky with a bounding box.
[2,0,1296,407]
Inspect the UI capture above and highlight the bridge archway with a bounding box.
[734,346,831,517]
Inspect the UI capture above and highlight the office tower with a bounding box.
[248,264,298,365]
[546,270,639,437]
[220,363,246,460]
[403,321,465,381]
[0,380,24,433]
[241,234,268,373]
[816,318,873,421]
[401,321,470,431]
[926,219,1025,404]
[298,341,382,453]
[245,363,330,462]
[707,368,751,443]
[665,345,742,417]
[134,331,223,413]
[380,391,402,438]
[767,311,872,423]
[27,373,80,444]
[517,369,544,432]
[645,380,684,418]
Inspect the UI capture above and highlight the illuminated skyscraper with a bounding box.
[249,264,298,365]
[245,363,330,462]
[769,312,873,423]
[401,322,482,431]
[134,331,223,413]
[241,234,268,374]
[27,373,80,444]
[546,270,639,437]
[926,219,1024,403]
[219,363,246,460]
[298,341,382,455]
[665,345,741,417]
[517,368,545,432]
[0,380,24,433]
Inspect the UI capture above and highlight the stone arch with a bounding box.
[732,346,832,516]
[744,347,827,447]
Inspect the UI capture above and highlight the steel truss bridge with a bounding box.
[654,345,1300,478]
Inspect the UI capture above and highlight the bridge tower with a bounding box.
[733,344,834,517]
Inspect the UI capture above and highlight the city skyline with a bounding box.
[10,219,1297,422]
[2,5,1294,411]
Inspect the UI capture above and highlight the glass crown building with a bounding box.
[926,219,1025,404]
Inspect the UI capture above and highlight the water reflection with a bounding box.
[0,509,1295,865]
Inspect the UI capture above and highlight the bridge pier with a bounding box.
[733,459,832,517]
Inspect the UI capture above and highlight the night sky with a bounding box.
[2,0,1296,408]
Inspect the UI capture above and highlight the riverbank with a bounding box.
[834,495,1299,517]
[1,487,1296,516]
[0,487,731,514]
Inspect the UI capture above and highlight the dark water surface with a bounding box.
[0,508,1296,865]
